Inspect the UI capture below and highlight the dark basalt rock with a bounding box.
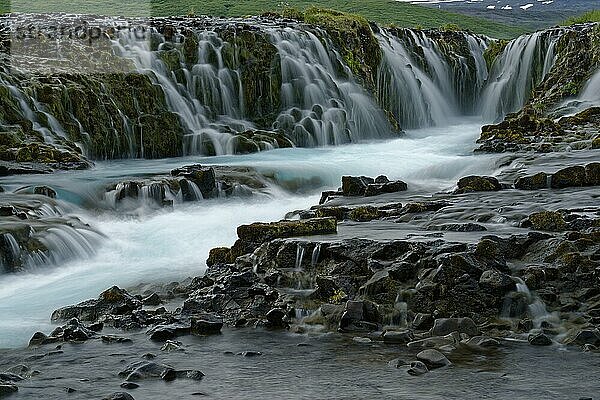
[103,392,135,400]
[0,383,18,396]
[338,300,380,333]
[416,349,451,369]
[515,172,549,190]
[191,316,224,335]
[551,166,587,189]
[528,332,553,346]
[342,175,375,196]
[51,286,142,322]
[454,176,501,194]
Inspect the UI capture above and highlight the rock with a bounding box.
[528,332,553,346]
[550,166,586,189]
[348,206,381,222]
[160,340,184,352]
[430,318,480,337]
[120,383,139,390]
[341,176,374,196]
[570,329,600,346]
[438,223,487,232]
[33,186,57,198]
[206,247,234,266]
[383,330,414,344]
[339,300,379,333]
[265,308,287,328]
[190,317,223,335]
[119,361,174,381]
[238,351,262,357]
[28,331,53,346]
[479,270,515,293]
[236,218,337,244]
[51,286,142,322]
[171,165,216,198]
[0,383,18,396]
[364,180,407,197]
[102,392,135,400]
[463,336,501,348]
[515,172,549,190]
[527,211,566,232]
[101,335,133,344]
[416,349,451,368]
[142,293,161,306]
[160,368,177,382]
[411,313,434,331]
[585,162,600,186]
[455,176,501,194]
[407,361,429,376]
[147,323,190,341]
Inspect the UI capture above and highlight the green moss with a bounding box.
[237,217,338,243]
[528,211,567,232]
[483,39,509,70]
[348,206,380,222]
[439,23,461,32]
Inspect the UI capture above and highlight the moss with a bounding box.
[237,217,338,243]
[207,247,235,266]
[528,211,567,232]
[439,23,461,32]
[348,206,381,222]
[299,7,382,90]
[483,39,509,70]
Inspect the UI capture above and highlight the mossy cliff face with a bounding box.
[477,24,600,153]
[274,7,382,91]
[25,73,183,159]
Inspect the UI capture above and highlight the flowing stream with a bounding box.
[0,16,598,351]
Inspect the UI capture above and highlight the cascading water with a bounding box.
[480,28,563,122]
[555,68,600,115]
[269,28,394,146]
[376,28,487,129]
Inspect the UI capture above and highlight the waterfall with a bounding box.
[376,29,487,129]
[480,29,563,122]
[556,69,600,115]
[269,28,394,146]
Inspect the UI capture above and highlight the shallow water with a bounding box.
[1,328,599,399]
[0,121,497,348]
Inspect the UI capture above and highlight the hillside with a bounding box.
[1,0,528,39]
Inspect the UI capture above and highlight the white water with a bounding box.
[0,121,495,348]
[481,29,562,121]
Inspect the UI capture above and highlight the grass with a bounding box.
[563,10,600,25]
[0,0,528,39]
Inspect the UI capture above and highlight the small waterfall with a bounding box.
[376,29,487,128]
[480,29,563,121]
[38,225,101,265]
[269,28,394,146]
[556,69,600,115]
[0,233,21,271]
[295,243,305,270]
[311,243,321,268]
[505,277,560,331]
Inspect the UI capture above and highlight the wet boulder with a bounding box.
[514,172,549,190]
[585,162,600,186]
[206,247,235,267]
[33,186,57,198]
[348,206,381,222]
[454,176,501,194]
[479,270,515,294]
[568,329,600,346]
[191,315,224,335]
[416,349,451,369]
[550,166,586,189]
[237,218,337,243]
[364,180,407,197]
[341,176,374,196]
[0,383,18,396]
[407,361,429,376]
[525,211,567,232]
[528,332,553,346]
[51,286,142,322]
[430,318,480,337]
[171,165,216,198]
[338,300,380,333]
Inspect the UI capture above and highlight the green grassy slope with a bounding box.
[1,0,527,39]
[563,10,600,25]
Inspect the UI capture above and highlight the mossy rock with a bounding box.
[550,166,587,188]
[455,176,501,194]
[237,217,337,244]
[483,39,509,70]
[515,172,549,190]
[348,206,381,222]
[206,247,235,267]
[528,211,567,232]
